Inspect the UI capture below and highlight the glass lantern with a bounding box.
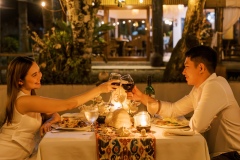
[133,111,151,132]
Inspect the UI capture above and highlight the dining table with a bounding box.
[36,125,210,160]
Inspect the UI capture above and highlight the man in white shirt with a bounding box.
[128,45,240,159]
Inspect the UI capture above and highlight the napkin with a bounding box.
[163,128,195,136]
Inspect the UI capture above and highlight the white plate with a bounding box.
[51,124,89,131]
[151,117,189,129]
[152,124,189,129]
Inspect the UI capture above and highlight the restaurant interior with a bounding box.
[95,4,218,62]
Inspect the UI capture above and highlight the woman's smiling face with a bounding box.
[20,62,42,94]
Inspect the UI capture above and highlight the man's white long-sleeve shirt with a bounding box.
[159,73,240,157]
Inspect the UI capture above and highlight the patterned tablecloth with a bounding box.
[96,127,156,160]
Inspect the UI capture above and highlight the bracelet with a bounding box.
[156,100,161,114]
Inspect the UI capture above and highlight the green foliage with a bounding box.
[31,19,114,84]
[31,20,90,84]
[0,37,19,53]
[92,18,115,62]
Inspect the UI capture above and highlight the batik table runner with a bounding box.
[96,128,156,160]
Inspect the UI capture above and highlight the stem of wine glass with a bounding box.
[107,91,113,106]
[90,123,94,132]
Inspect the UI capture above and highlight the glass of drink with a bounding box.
[147,97,159,119]
[83,105,99,132]
[121,74,135,92]
[108,73,121,105]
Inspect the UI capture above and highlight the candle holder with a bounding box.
[133,111,151,132]
[136,125,151,132]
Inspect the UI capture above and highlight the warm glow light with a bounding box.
[122,21,125,24]
[163,5,167,10]
[142,20,145,23]
[178,4,184,11]
[134,111,151,128]
[131,9,139,15]
[128,20,131,23]
[117,22,119,25]
[139,0,143,3]
[140,119,147,126]
[110,101,122,112]
[164,19,173,25]
[41,1,46,7]
[133,21,139,27]
[113,23,116,26]
[101,21,104,24]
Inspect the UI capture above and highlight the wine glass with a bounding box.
[121,74,135,92]
[83,105,99,132]
[147,97,159,120]
[121,74,135,110]
[108,73,121,105]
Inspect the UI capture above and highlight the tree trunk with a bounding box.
[62,0,101,56]
[163,0,206,82]
[42,0,54,34]
[59,0,101,83]
[151,0,164,66]
[18,1,29,52]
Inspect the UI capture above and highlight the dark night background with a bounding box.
[0,0,43,39]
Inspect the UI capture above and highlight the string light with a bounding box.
[41,1,63,12]
[41,1,46,7]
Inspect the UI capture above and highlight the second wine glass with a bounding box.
[121,74,135,92]
[108,73,121,105]
[83,104,99,132]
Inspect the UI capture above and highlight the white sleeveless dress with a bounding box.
[0,91,42,159]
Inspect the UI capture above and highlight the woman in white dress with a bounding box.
[0,56,119,159]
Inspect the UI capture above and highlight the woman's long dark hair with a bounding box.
[5,56,36,125]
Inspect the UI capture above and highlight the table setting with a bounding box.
[36,73,210,160]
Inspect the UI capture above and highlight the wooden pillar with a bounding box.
[216,7,224,63]
[215,7,226,78]
[146,7,151,60]
[150,0,164,66]
[42,0,54,34]
[104,7,110,58]
[18,1,29,52]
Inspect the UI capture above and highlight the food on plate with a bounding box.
[58,113,87,128]
[153,117,189,127]
[59,118,87,128]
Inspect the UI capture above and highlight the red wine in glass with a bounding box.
[122,82,135,91]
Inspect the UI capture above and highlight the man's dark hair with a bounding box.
[185,45,218,73]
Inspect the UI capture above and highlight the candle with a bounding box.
[140,115,147,126]
[140,120,147,126]
[134,111,151,131]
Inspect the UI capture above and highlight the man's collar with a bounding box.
[196,73,217,89]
